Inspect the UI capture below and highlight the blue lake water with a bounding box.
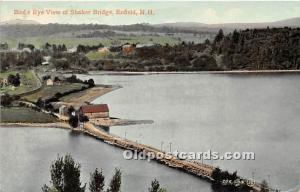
[86,72,300,191]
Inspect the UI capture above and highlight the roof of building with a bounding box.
[80,104,109,113]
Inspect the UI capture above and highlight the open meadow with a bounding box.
[0,107,57,123]
[22,83,87,102]
[0,70,40,95]
[1,35,178,49]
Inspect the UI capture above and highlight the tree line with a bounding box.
[1,27,299,72]
[213,27,300,70]
[211,167,273,192]
[0,23,215,38]
[42,154,167,192]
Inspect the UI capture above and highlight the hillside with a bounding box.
[0,25,299,72]
[214,27,300,70]
[0,19,40,25]
[1,17,299,39]
[154,17,300,30]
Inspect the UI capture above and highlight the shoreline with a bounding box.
[59,85,119,106]
[88,69,300,75]
[0,122,70,129]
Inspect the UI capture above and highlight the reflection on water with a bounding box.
[82,73,300,191]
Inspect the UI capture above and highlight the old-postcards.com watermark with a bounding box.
[123,150,255,162]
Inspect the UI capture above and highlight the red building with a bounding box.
[79,104,109,118]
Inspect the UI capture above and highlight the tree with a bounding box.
[204,39,210,44]
[41,185,59,192]
[45,103,54,112]
[43,75,51,81]
[43,155,86,192]
[214,29,224,44]
[54,76,60,82]
[232,30,240,44]
[148,179,167,192]
[7,74,20,87]
[0,93,13,106]
[62,44,67,52]
[79,114,89,123]
[87,79,95,87]
[36,97,45,108]
[89,168,105,192]
[148,179,160,192]
[68,106,75,116]
[106,168,121,192]
[69,115,79,128]
[63,155,86,192]
[45,42,52,50]
[211,167,221,182]
[15,73,20,80]
[50,156,64,191]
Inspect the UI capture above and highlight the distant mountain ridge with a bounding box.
[0,19,40,25]
[154,17,300,29]
[0,17,299,38]
[1,17,299,29]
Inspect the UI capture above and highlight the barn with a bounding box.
[79,104,109,118]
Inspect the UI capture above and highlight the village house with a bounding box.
[42,56,52,65]
[0,42,8,50]
[59,105,69,116]
[79,104,109,119]
[46,79,54,86]
[46,78,61,86]
[98,47,110,55]
[0,78,8,87]
[67,47,77,53]
[122,44,135,55]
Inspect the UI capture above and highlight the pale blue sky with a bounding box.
[1,1,300,24]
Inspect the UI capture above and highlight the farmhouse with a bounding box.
[59,105,68,116]
[98,47,110,57]
[0,78,8,86]
[46,78,61,86]
[79,104,109,118]
[122,44,135,55]
[42,56,51,65]
[46,79,54,86]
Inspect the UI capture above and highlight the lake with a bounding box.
[85,72,300,191]
[0,127,211,192]
[1,72,299,192]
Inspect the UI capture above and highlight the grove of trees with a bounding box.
[42,155,167,192]
[213,27,300,70]
[1,27,299,72]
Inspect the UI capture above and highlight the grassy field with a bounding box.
[22,83,87,102]
[86,51,108,60]
[1,35,178,48]
[60,86,112,103]
[0,70,40,95]
[85,50,120,60]
[0,107,57,123]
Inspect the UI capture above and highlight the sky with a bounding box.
[0,1,300,25]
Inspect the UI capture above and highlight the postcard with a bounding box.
[0,1,299,192]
